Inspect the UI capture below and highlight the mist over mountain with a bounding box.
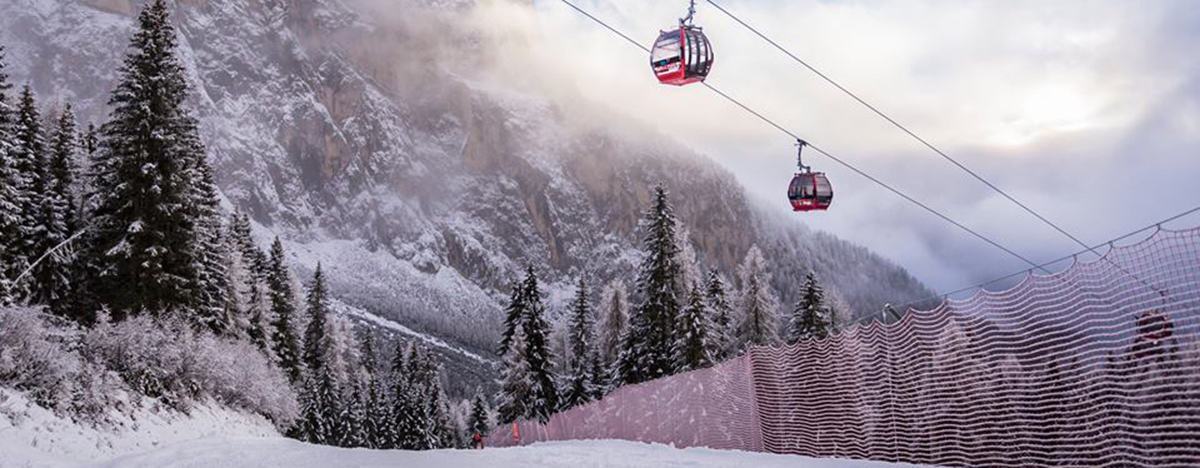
[0,0,931,394]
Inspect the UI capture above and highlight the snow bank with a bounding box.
[0,390,277,468]
[91,438,929,468]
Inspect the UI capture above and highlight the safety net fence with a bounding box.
[489,227,1200,467]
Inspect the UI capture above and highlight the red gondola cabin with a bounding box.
[788,172,833,212]
[651,26,713,86]
[788,140,832,212]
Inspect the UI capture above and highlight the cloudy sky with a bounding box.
[510,0,1200,293]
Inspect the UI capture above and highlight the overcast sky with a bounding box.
[511,0,1200,293]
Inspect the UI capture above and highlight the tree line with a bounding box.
[495,185,844,425]
[0,0,484,451]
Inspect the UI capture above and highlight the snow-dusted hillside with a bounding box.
[0,0,932,394]
[91,438,930,468]
[0,390,277,468]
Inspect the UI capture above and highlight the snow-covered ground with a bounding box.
[0,390,277,468]
[3,387,926,468]
[91,438,928,468]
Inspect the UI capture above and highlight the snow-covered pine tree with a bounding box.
[562,277,597,409]
[0,46,22,304]
[497,280,524,357]
[736,245,780,349]
[619,184,681,385]
[704,270,735,362]
[468,386,491,438]
[189,161,229,333]
[230,213,272,351]
[425,366,456,449]
[297,356,341,445]
[267,237,302,383]
[674,225,703,296]
[496,330,531,424]
[85,0,218,318]
[217,219,251,340]
[337,380,368,448]
[12,85,46,282]
[825,286,853,332]
[674,285,714,372]
[33,104,80,317]
[788,271,831,343]
[392,342,431,449]
[518,267,559,423]
[303,263,330,372]
[358,333,387,449]
[49,105,80,235]
[380,340,409,449]
[596,280,628,391]
[62,121,102,321]
[78,123,99,217]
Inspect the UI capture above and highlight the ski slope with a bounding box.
[91,438,929,468]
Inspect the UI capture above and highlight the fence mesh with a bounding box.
[490,227,1200,467]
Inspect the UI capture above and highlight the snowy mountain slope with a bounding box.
[0,390,277,468]
[0,0,932,394]
[90,438,930,468]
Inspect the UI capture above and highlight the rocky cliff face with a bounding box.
[2,0,932,392]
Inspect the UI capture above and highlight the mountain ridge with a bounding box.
[0,0,933,393]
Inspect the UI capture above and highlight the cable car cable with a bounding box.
[701,81,1048,271]
[701,0,1113,263]
[706,0,1173,300]
[556,0,1048,272]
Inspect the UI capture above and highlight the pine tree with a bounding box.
[597,280,628,390]
[788,271,831,343]
[78,123,99,217]
[85,0,219,318]
[426,368,456,449]
[619,184,681,385]
[230,213,272,352]
[49,104,79,232]
[190,161,229,332]
[298,359,341,445]
[391,343,427,450]
[337,381,368,448]
[468,387,491,437]
[736,245,780,349]
[303,263,330,372]
[62,124,103,322]
[497,280,524,357]
[704,270,735,361]
[496,331,532,424]
[12,85,46,274]
[217,223,250,340]
[674,225,703,296]
[32,104,80,317]
[518,267,559,423]
[562,278,598,409]
[267,237,302,383]
[358,333,387,449]
[0,54,28,305]
[674,285,714,372]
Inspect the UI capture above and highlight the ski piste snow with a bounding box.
[90,438,931,468]
[0,390,277,468]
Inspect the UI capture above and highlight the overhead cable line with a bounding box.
[707,0,1182,296]
[702,0,1107,260]
[556,0,1047,273]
